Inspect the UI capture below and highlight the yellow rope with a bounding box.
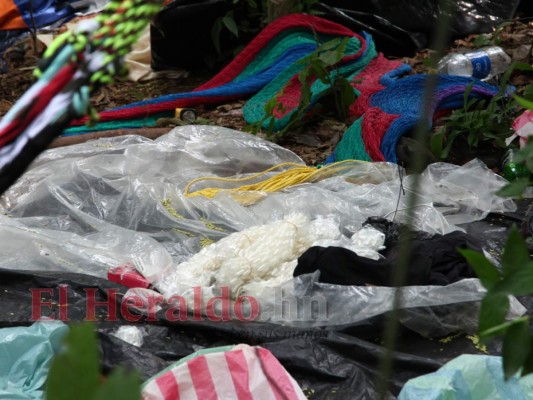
[184,160,368,201]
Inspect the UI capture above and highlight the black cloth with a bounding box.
[294,230,480,286]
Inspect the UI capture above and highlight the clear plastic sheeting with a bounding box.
[111,326,146,347]
[237,276,525,334]
[0,127,302,278]
[416,159,515,226]
[124,276,525,336]
[0,126,519,333]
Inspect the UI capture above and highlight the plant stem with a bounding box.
[29,0,39,57]
[375,0,453,398]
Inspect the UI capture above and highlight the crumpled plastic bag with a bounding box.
[398,354,533,400]
[0,321,68,400]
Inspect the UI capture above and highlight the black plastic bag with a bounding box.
[320,0,520,37]
[151,0,233,70]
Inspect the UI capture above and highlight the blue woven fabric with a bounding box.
[110,30,328,112]
[371,75,500,163]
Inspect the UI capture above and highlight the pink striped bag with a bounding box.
[142,344,307,400]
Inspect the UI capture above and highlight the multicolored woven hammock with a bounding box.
[65,14,373,131]
[64,13,501,164]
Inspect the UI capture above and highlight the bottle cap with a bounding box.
[175,108,196,122]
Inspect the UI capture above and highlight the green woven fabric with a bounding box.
[62,112,172,136]
[334,117,372,162]
[243,33,377,132]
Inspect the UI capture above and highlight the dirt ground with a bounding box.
[0,18,532,166]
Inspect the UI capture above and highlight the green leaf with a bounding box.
[512,143,533,164]
[493,262,533,296]
[441,131,461,159]
[478,292,509,338]
[503,320,532,379]
[312,65,328,83]
[467,133,477,147]
[211,18,223,54]
[222,16,239,38]
[463,81,474,111]
[511,62,533,73]
[339,79,356,118]
[430,129,445,159]
[522,336,533,376]
[319,50,341,66]
[317,38,347,66]
[501,225,530,276]
[93,368,141,400]
[514,95,533,110]
[497,178,530,198]
[523,84,533,102]
[481,316,530,338]
[45,323,100,400]
[472,34,492,48]
[460,249,500,290]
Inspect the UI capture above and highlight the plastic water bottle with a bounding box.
[437,46,511,80]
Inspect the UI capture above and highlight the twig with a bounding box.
[29,0,39,57]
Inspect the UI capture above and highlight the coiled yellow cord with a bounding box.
[184,160,369,202]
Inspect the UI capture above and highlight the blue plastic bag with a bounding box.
[399,354,533,400]
[0,321,68,400]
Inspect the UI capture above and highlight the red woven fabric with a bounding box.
[349,54,403,118]
[361,107,398,161]
[341,54,404,161]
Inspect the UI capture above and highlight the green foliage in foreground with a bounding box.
[45,323,141,400]
[463,89,533,380]
[461,226,533,379]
